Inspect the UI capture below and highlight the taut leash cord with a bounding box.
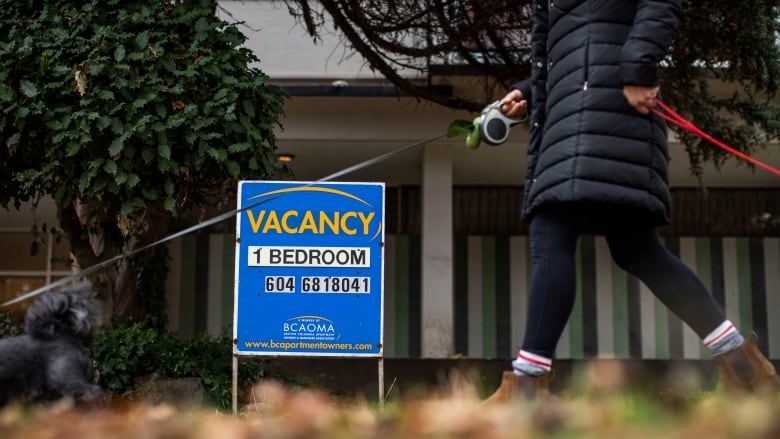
[0,134,447,308]
[653,99,780,177]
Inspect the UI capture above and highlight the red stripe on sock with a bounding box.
[516,352,551,368]
[705,323,735,347]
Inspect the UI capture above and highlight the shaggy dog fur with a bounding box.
[0,282,104,406]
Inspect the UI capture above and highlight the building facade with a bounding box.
[2,1,780,362]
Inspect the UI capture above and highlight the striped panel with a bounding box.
[388,234,422,358]
[679,238,705,359]
[626,273,643,358]
[722,238,741,331]
[177,235,197,338]
[610,258,629,358]
[495,237,512,359]
[664,237,685,359]
[764,239,780,358]
[466,236,483,358]
[695,237,715,358]
[205,234,234,336]
[481,236,497,358]
[165,234,236,338]
[392,234,410,357]
[162,234,778,360]
[193,234,209,335]
[509,236,529,357]
[383,235,397,357]
[563,237,585,359]
[165,237,183,334]
[453,235,468,355]
[446,235,778,361]
[750,238,768,353]
[221,235,235,333]
[580,235,597,357]
[453,236,534,359]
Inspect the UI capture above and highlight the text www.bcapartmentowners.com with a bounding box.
[244,339,374,351]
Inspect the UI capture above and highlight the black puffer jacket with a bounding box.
[516,0,681,225]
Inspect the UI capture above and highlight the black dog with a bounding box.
[0,282,104,406]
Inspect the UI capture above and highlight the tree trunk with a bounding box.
[56,199,172,328]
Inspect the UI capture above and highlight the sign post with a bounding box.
[232,181,385,412]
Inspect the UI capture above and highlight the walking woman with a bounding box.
[485,0,778,401]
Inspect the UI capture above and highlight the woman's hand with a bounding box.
[623,85,659,115]
[500,89,528,119]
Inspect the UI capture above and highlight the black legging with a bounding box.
[522,205,727,358]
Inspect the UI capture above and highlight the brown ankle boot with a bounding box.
[714,332,780,394]
[482,371,553,404]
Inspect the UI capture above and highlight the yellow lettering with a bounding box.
[358,212,375,235]
[299,211,319,233]
[247,210,266,234]
[340,211,357,235]
[262,211,282,234]
[281,210,299,233]
[248,209,377,235]
[320,211,339,234]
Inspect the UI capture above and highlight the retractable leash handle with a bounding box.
[466,100,528,149]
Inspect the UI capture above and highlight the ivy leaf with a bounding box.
[104,160,118,175]
[120,198,144,216]
[110,118,124,135]
[132,88,158,109]
[155,103,167,119]
[141,146,155,162]
[135,31,150,49]
[226,160,240,178]
[241,100,255,118]
[158,142,171,159]
[114,45,126,62]
[45,119,64,130]
[125,173,140,188]
[0,84,14,101]
[19,79,37,98]
[213,88,229,100]
[6,132,20,149]
[206,147,227,162]
[228,142,250,153]
[98,90,115,100]
[164,196,175,212]
[96,116,111,131]
[164,179,174,195]
[66,141,80,156]
[109,137,125,156]
[194,17,211,35]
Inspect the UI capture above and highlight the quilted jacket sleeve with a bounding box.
[620,0,682,87]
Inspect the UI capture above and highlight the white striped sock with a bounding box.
[512,350,552,376]
[703,320,744,356]
[704,321,737,347]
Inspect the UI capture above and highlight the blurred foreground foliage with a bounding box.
[2,371,780,438]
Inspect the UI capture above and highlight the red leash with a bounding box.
[653,99,780,177]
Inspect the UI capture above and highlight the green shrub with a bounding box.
[91,324,271,410]
[0,311,21,338]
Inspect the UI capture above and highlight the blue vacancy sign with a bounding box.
[233,181,384,357]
